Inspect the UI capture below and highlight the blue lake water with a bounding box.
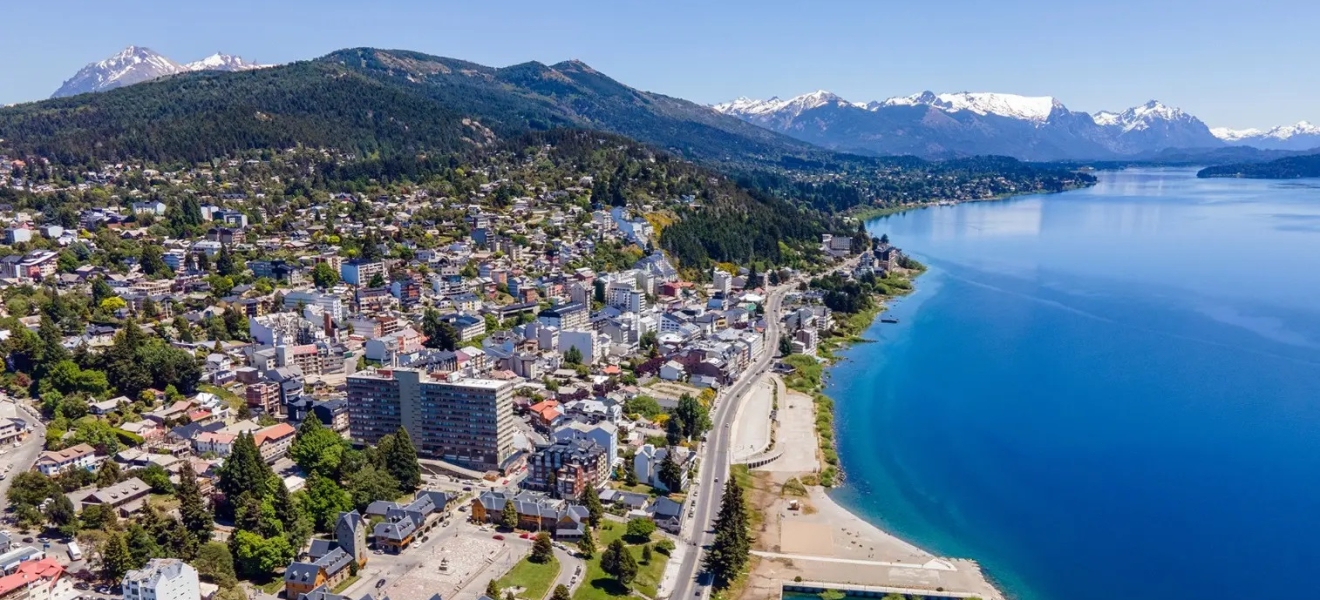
[827,169,1320,600]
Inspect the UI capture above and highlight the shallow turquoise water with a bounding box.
[827,169,1320,600]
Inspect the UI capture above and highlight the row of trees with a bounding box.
[703,478,752,589]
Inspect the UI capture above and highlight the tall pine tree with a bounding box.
[215,433,274,518]
[703,478,750,589]
[579,482,603,527]
[176,461,214,545]
[384,427,421,492]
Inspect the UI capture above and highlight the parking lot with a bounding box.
[340,519,530,600]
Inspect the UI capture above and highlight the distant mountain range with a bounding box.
[4,48,820,168]
[21,45,1318,172]
[1210,122,1320,151]
[714,91,1318,160]
[51,46,270,98]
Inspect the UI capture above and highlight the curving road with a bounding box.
[671,283,791,600]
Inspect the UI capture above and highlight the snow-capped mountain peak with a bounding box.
[1211,120,1320,149]
[1092,100,1198,133]
[1209,126,1263,142]
[1263,120,1320,140]
[184,53,268,72]
[52,46,184,98]
[52,46,274,98]
[878,91,1063,123]
[713,90,858,120]
[1092,111,1121,127]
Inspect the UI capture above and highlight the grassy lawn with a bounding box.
[199,383,246,412]
[612,482,656,495]
[572,521,669,600]
[255,578,284,595]
[331,574,361,594]
[497,554,560,600]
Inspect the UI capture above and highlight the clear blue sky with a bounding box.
[2,0,1315,129]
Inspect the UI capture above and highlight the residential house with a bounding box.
[633,444,691,492]
[34,444,100,477]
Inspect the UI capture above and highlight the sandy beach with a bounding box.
[736,377,1003,600]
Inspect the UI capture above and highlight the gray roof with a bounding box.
[365,500,398,517]
[651,496,683,519]
[284,562,322,584]
[123,558,193,587]
[306,539,336,561]
[373,518,417,542]
[316,546,353,576]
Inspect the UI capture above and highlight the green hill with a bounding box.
[1197,153,1320,179]
[0,48,813,168]
[0,47,1094,220]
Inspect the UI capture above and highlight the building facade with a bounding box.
[122,559,199,600]
[347,370,516,472]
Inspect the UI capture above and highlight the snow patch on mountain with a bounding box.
[880,91,1062,123]
[713,90,859,119]
[1210,127,1263,142]
[52,46,274,98]
[183,53,269,72]
[1213,121,1320,141]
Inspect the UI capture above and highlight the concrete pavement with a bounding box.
[671,282,793,600]
[729,379,773,463]
[0,402,48,517]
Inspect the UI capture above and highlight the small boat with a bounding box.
[880,317,899,324]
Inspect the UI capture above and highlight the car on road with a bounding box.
[375,579,386,589]
[493,534,504,540]
[519,532,530,539]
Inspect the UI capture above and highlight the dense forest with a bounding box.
[0,47,1097,271]
[487,130,838,270]
[0,48,810,168]
[1197,154,1320,179]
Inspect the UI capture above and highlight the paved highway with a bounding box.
[671,283,791,600]
[0,402,47,515]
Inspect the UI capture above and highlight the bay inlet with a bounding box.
[825,169,1320,600]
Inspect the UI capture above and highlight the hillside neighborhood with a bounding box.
[0,143,911,600]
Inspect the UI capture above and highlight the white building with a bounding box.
[122,559,199,600]
[633,444,690,492]
[34,444,99,477]
[282,290,346,323]
[559,330,601,365]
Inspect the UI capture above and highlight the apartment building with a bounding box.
[347,370,515,472]
[122,560,199,600]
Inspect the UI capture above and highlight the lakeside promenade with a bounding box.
[723,254,1003,600]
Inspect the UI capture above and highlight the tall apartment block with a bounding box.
[347,369,515,472]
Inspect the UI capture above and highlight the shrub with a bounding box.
[624,517,656,543]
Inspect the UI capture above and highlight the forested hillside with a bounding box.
[0,47,1095,267]
[1197,154,1320,179]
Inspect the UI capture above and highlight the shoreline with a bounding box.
[846,183,1095,223]
[744,249,1007,600]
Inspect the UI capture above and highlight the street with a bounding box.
[671,282,792,600]
[0,401,47,512]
